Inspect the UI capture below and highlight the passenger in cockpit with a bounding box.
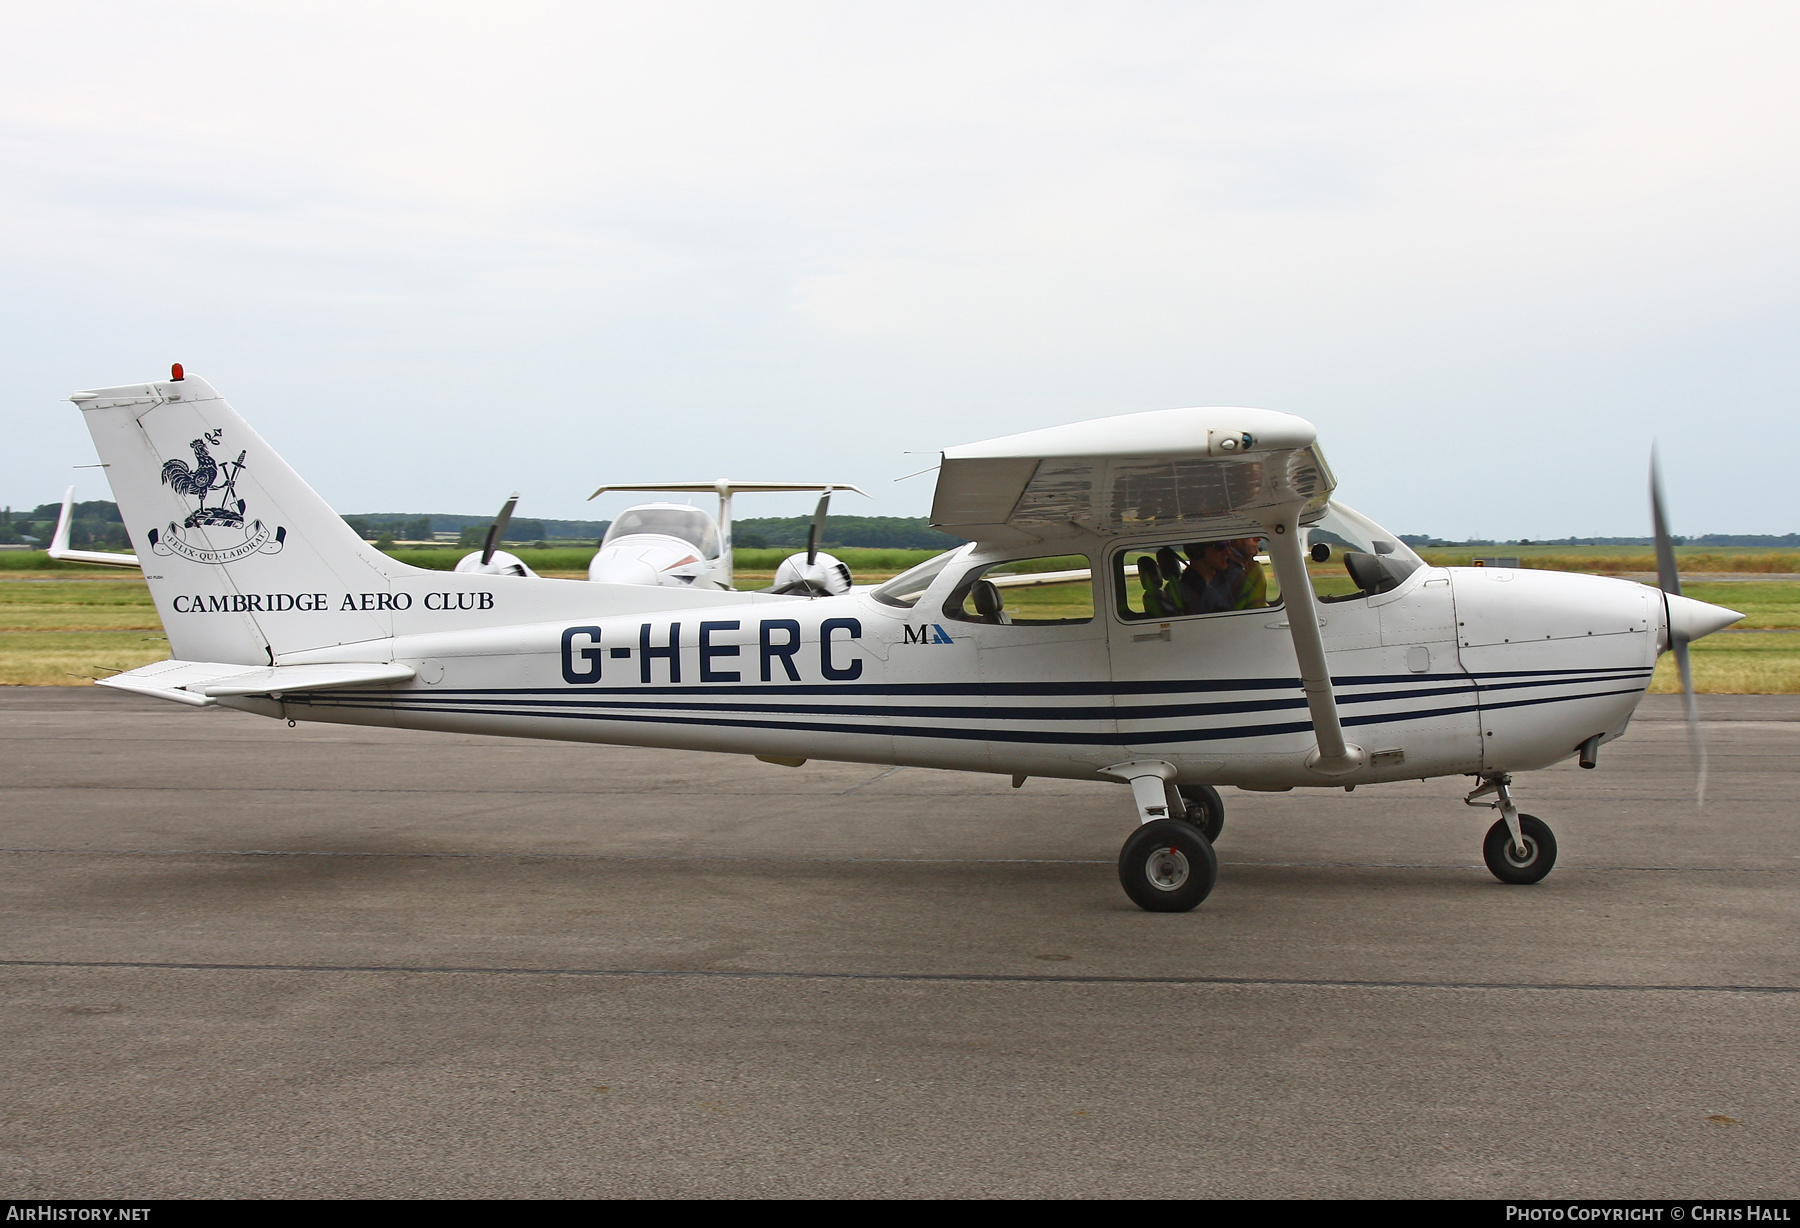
[1135,555,1178,617]
[1154,546,1187,612]
[1179,541,1242,614]
[1229,538,1268,609]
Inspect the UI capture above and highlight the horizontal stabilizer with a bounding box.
[196,662,416,696]
[95,659,415,706]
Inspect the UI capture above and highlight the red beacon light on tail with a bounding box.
[170,363,185,382]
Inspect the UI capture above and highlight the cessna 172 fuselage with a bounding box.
[69,369,1741,910]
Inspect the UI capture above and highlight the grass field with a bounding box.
[0,576,168,684]
[3,552,1795,691]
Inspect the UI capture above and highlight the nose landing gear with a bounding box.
[1466,774,1559,885]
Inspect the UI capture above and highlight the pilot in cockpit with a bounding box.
[1178,541,1243,614]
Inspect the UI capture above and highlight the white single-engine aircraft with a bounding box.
[70,367,1742,910]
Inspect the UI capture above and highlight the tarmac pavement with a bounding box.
[1,688,1796,1198]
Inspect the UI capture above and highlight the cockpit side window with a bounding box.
[1114,537,1280,621]
[943,555,1094,625]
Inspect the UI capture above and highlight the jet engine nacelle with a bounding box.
[588,534,712,587]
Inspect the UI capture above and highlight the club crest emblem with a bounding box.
[147,430,287,564]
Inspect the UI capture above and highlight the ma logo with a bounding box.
[902,624,955,645]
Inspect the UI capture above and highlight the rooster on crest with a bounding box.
[161,430,248,529]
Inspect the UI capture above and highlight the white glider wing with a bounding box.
[48,486,141,567]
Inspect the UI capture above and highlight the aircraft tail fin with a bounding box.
[70,371,408,665]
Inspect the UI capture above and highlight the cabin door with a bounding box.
[1103,539,1302,772]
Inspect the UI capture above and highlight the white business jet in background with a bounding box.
[66,367,1741,911]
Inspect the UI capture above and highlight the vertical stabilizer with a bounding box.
[70,373,404,664]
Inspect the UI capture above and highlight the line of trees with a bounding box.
[0,501,128,549]
[8,498,1799,553]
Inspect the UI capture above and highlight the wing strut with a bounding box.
[1264,519,1365,776]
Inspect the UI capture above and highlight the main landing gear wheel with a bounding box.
[1482,814,1558,885]
[1176,784,1225,842]
[1118,818,1218,912]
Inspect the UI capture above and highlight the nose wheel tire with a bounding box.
[1119,818,1218,912]
[1482,814,1557,885]
[1176,784,1225,842]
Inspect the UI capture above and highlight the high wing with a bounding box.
[928,405,1362,774]
[930,405,1331,546]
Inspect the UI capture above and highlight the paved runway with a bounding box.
[2,687,1796,1198]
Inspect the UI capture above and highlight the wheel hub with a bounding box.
[1145,846,1191,891]
[1503,837,1538,869]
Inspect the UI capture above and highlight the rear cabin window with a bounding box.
[944,555,1094,625]
[1115,537,1280,621]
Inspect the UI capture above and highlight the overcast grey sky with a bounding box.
[4,1,1797,536]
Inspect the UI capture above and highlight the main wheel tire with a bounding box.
[1118,818,1219,912]
[1482,814,1557,885]
[1177,784,1225,842]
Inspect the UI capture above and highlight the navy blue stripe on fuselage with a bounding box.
[277,656,1652,753]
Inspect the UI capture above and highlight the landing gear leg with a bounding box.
[1465,774,1558,885]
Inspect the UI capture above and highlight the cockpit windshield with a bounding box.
[871,548,963,609]
[602,505,721,557]
[1305,502,1423,597]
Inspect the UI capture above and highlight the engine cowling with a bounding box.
[454,549,538,578]
[771,551,853,596]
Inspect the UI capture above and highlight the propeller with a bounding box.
[805,489,832,567]
[481,493,520,567]
[1650,447,1705,807]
